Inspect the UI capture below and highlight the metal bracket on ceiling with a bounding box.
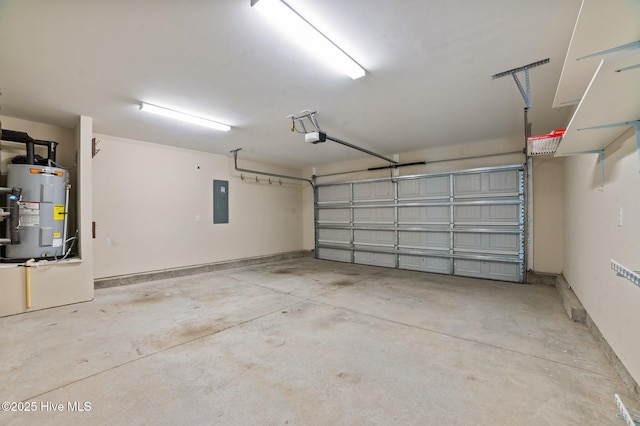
[491,58,550,109]
[578,120,640,173]
[288,110,321,134]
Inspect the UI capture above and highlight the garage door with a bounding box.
[315,164,525,283]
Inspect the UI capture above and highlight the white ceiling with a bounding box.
[0,0,581,168]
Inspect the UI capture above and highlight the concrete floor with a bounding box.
[1,258,638,425]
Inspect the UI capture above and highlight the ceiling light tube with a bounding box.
[251,0,365,80]
[139,102,231,131]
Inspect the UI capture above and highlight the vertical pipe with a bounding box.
[313,177,319,259]
[61,183,71,256]
[349,183,355,264]
[393,176,399,269]
[48,142,58,163]
[449,174,455,275]
[9,187,21,244]
[25,267,31,308]
[24,259,35,309]
[524,107,533,279]
[26,142,35,165]
[526,157,534,274]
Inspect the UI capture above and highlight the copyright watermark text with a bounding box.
[2,401,91,412]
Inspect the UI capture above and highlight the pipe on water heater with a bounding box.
[24,258,35,309]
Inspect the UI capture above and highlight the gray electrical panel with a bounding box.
[213,180,228,224]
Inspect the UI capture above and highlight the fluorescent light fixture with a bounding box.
[139,102,231,131]
[251,0,365,80]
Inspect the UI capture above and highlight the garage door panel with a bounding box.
[454,205,520,224]
[354,230,395,246]
[318,184,350,203]
[455,170,520,197]
[315,164,525,283]
[318,208,350,223]
[454,232,520,254]
[353,181,393,201]
[454,259,520,282]
[354,251,395,268]
[399,254,451,274]
[354,207,394,223]
[398,176,449,199]
[318,248,352,262]
[455,174,482,195]
[398,231,449,250]
[489,171,520,193]
[318,228,351,244]
[398,206,449,223]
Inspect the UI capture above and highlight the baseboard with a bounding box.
[555,275,587,324]
[553,273,639,402]
[94,250,314,289]
[585,313,640,401]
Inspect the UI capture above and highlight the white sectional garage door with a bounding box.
[315,164,525,282]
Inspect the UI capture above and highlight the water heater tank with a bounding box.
[6,164,68,260]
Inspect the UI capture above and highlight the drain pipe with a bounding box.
[61,183,71,255]
[24,258,35,309]
[231,149,315,188]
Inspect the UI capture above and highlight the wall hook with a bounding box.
[240,173,245,181]
[268,178,273,184]
[279,179,283,185]
[255,176,260,183]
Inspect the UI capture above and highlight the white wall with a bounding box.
[532,156,564,274]
[92,134,305,279]
[563,131,640,385]
[0,116,94,317]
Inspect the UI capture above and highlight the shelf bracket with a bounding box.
[611,260,640,288]
[578,120,640,173]
[577,40,640,61]
[491,58,550,109]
